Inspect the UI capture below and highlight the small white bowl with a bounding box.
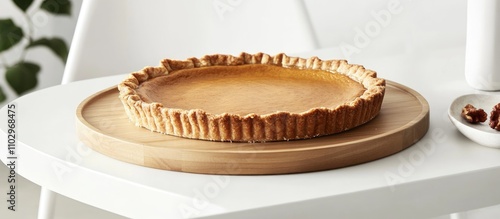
[448,94,500,148]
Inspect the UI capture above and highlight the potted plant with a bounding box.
[0,0,72,102]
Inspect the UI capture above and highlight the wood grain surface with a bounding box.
[76,81,429,175]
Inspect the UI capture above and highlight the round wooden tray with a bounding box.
[76,81,429,175]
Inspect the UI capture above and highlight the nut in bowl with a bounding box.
[449,94,500,148]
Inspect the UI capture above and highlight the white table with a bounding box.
[2,46,500,219]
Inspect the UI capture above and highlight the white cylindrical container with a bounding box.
[465,0,500,91]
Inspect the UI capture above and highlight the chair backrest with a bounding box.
[62,0,318,84]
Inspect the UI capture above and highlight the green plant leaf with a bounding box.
[0,86,6,102]
[13,0,34,12]
[40,0,71,16]
[0,19,24,53]
[5,62,40,95]
[27,37,68,63]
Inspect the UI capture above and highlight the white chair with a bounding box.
[40,0,318,218]
[61,0,318,84]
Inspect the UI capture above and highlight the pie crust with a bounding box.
[118,53,386,142]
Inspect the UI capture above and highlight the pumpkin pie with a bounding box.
[118,53,386,142]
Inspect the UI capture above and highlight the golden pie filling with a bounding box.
[118,53,385,142]
[137,65,366,115]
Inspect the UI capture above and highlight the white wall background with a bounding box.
[305,0,467,59]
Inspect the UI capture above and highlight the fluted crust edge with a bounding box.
[117,52,386,142]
